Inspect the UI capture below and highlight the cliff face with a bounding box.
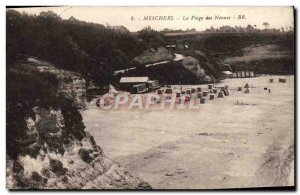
[172,49,221,80]
[6,107,150,189]
[30,58,87,109]
[6,57,151,190]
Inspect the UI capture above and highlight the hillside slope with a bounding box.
[223,43,294,74]
[165,33,294,74]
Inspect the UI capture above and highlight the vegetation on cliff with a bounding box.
[6,66,85,160]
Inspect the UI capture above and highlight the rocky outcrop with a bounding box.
[6,106,151,189]
[174,49,221,80]
[193,50,208,62]
[182,56,212,82]
[131,47,174,65]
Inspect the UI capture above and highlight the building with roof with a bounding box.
[221,71,234,78]
[120,77,149,83]
[119,77,153,93]
[234,71,255,78]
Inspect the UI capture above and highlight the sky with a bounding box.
[9,6,294,32]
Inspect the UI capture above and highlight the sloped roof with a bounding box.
[120,77,149,83]
[165,45,176,48]
[222,71,234,75]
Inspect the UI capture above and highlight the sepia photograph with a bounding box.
[6,6,295,190]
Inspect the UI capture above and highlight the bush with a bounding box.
[78,148,94,163]
[50,159,67,176]
[7,69,87,158]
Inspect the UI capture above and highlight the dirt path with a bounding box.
[83,75,294,189]
[113,53,185,75]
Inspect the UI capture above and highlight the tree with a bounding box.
[137,26,165,49]
[6,9,147,87]
[263,22,270,29]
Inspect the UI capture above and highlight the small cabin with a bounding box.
[279,78,287,83]
[235,70,255,78]
[119,77,160,93]
[235,71,242,78]
[221,71,234,78]
[131,83,148,94]
[241,71,246,78]
[245,71,250,77]
[165,45,176,51]
[119,77,149,93]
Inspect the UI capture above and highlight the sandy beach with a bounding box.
[82,75,294,189]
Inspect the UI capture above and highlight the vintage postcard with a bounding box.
[6,6,295,190]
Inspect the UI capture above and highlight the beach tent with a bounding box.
[238,87,242,91]
[209,94,215,100]
[202,91,208,96]
[245,88,250,93]
[197,92,202,98]
[269,79,274,83]
[208,84,213,89]
[235,71,242,78]
[157,89,163,94]
[179,96,186,104]
[197,87,202,92]
[200,97,206,104]
[224,90,229,96]
[165,88,173,94]
[218,91,224,98]
[279,78,287,83]
[244,83,250,88]
[241,71,246,78]
[213,89,218,94]
[245,71,250,77]
[191,88,196,93]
